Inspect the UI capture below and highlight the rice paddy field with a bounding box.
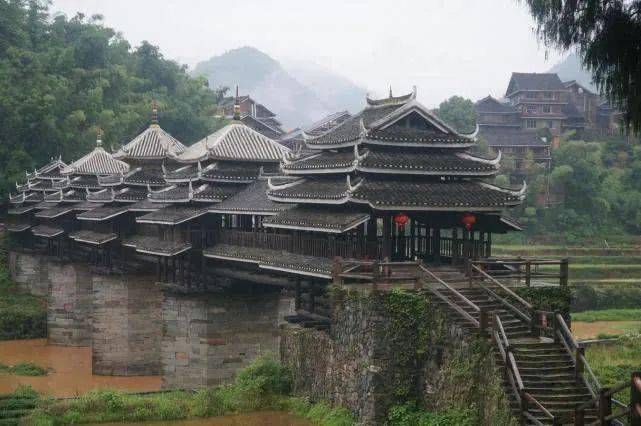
[493,243,641,339]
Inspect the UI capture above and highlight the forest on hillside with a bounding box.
[436,96,641,244]
[0,0,225,200]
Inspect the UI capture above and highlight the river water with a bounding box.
[0,339,161,396]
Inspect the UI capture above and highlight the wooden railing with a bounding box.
[472,257,569,287]
[535,310,641,425]
[493,315,555,425]
[213,229,369,259]
[469,263,533,325]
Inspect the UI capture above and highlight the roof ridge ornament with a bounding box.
[151,99,159,126]
[460,123,480,141]
[233,85,241,121]
[96,128,103,148]
[161,161,167,175]
[347,174,362,192]
[267,177,304,191]
[358,118,367,138]
[479,180,527,199]
[188,178,194,201]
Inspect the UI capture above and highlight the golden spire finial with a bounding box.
[389,86,393,98]
[96,128,103,148]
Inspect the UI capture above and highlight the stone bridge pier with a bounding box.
[91,272,163,376]
[161,290,295,389]
[8,250,296,384]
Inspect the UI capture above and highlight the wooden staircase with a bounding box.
[331,258,640,425]
[421,264,628,426]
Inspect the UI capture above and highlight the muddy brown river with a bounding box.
[0,339,161,396]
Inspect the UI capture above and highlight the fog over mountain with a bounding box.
[192,47,366,129]
[548,53,598,93]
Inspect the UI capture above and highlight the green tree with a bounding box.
[0,1,224,200]
[523,0,641,132]
[435,95,477,134]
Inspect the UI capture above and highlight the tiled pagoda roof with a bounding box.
[124,168,166,186]
[26,158,67,181]
[267,176,525,211]
[35,205,77,219]
[123,235,191,257]
[61,145,129,176]
[350,179,525,211]
[7,206,35,215]
[114,187,147,202]
[176,123,289,163]
[6,223,32,233]
[136,205,210,225]
[203,244,332,279]
[69,230,117,245]
[77,205,130,222]
[32,225,64,238]
[267,176,354,203]
[208,180,293,215]
[263,206,369,233]
[305,88,475,149]
[283,147,499,176]
[114,124,186,161]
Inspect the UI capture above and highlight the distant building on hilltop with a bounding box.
[476,72,623,173]
[504,73,575,134]
[476,95,552,172]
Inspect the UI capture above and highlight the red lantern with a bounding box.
[393,213,409,228]
[461,213,477,231]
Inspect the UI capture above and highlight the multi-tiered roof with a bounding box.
[265,88,524,232]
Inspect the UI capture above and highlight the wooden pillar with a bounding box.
[356,223,364,257]
[366,216,377,257]
[295,278,301,310]
[382,215,392,260]
[309,280,316,314]
[410,219,416,259]
[452,228,459,262]
[433,228,441,265]
[328,235,336,258]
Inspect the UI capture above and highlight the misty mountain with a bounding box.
[192,46,365,129]
[282,59,367,116]
[548,53,598,92]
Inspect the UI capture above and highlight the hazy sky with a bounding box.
[50,0,567,107]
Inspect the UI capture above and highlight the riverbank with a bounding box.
[26,356,356,426]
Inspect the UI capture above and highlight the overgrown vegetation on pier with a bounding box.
[0,237,46,340]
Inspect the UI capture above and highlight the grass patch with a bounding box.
[0,362,47,376]
[387,402,479,426]
[572,309,641,322]
[585,333,641,405]
[29,356,356,425]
